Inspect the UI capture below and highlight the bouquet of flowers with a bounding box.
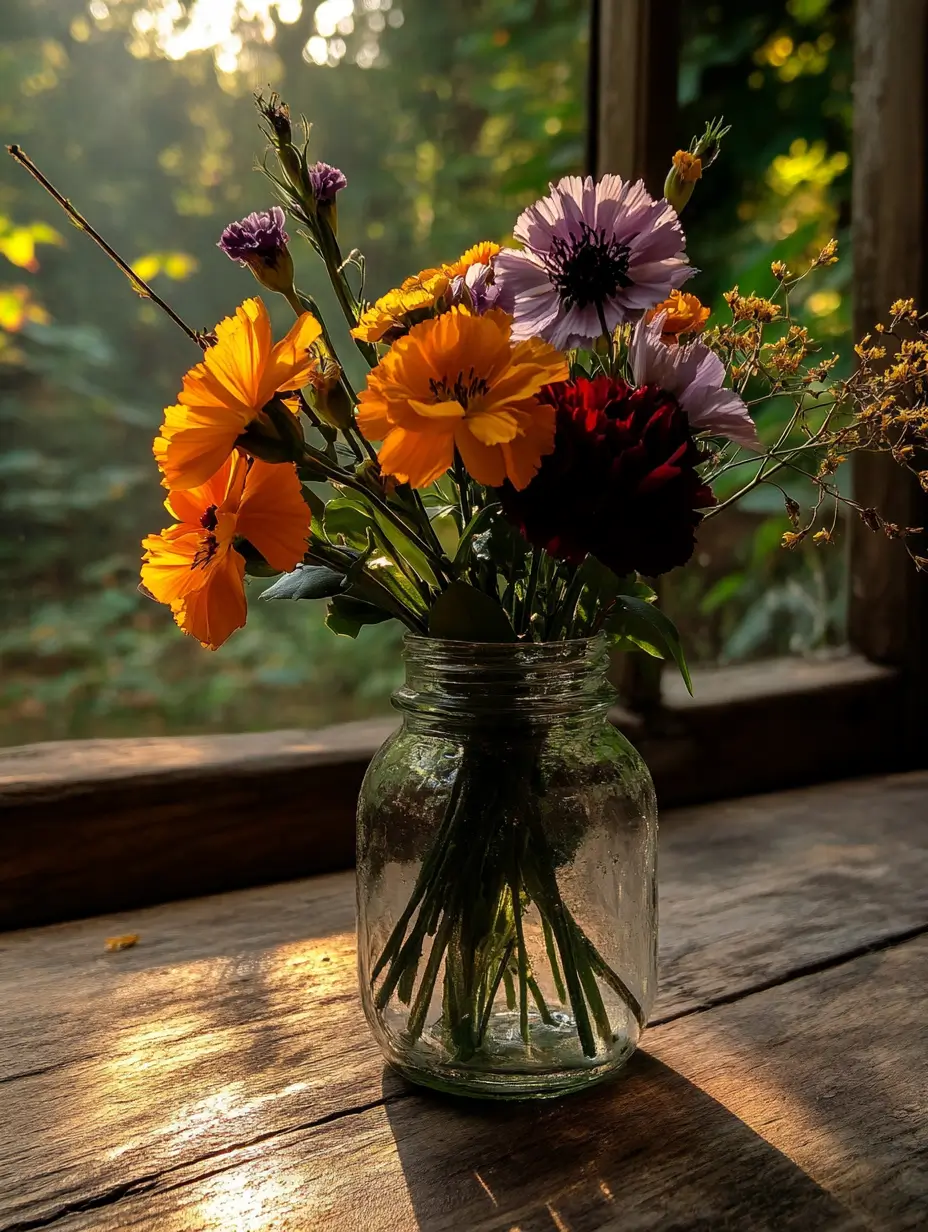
[12,96,928,1092]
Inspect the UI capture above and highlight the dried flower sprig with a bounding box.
[698,253,927,569]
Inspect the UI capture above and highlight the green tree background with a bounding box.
[0,0,852,744]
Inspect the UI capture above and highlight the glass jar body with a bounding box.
[356,637,657,1100]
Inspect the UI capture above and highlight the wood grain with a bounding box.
[60,937,924,1232]
[0,774,926,1230]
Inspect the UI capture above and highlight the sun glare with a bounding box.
[97,0,401,72]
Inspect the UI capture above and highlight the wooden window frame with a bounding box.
[1,0,925,931]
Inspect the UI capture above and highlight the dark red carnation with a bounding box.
[500,376,715,577]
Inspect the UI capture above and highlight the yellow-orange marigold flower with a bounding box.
[672,150,703,183]
[351,269,451,344]
[154,297,321,491]
[442,241,501,278]
[645,290,710,341]
[141,453,310,650]
[357,307,568,490]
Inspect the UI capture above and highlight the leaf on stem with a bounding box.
[428,581,516,642]
[325,594,392,637]
[606,596,693,695]
[260,563,347,601]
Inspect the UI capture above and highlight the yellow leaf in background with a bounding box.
[0,230,38,271]
[0,216,64,271]
[163,251,198,280]
[131,251,198,282]
[132,254,161,281]
[0,285,50,332]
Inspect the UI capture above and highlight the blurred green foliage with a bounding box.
[0,0,852,744]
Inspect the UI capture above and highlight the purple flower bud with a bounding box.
[218,206,290,266]
[307,162,347,205]
[218,207,294,295]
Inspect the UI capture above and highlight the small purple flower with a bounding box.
[450,261,501,315]
[630,312,759,449]
[308,161,347,205]
[218,206,290,266]
[494,174,696,349]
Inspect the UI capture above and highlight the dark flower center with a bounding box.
[429,368,490,409]
[191,505,220,571]
[547,221,632,309]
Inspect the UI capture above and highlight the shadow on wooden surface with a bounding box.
[382,1053,864,1231]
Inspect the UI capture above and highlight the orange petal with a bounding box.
[141,527,215,605]
[378,426,455,489]
[170,549,247,650]
[201,298,272,410]
[356,389,394,442]
[235,460,311,573]
[467,408,519,446]
[259,311,323,404]
[154,416,244,492]
[454,425,507,488]
[165,454,241,525]
[500,404,556,490]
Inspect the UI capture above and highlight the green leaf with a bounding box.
[260,564,347,601]
[301,483,328,522]
[607,596,693,695]
[428,581,516,642]
[570,562,657,634]
[323,497,375,550]
[325,594,393,638]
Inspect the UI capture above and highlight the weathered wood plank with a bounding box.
[18,932,928,1231]
[0,774,926,1229]
[0,655,906,931]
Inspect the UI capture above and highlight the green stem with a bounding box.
[406,913,456,1042]
[303,443,452,583]
[454,450,472,528]
[542,916,567,1004]
[477,940,515,1044]
[555,566,586,639]
[573,919,646,1031]
[511,877,530,1045]
[527,975,556,1026]
[519,548,542,637]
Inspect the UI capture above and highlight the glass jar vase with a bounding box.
[356,635,658,1100]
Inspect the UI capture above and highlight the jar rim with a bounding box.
[403,632,608,652]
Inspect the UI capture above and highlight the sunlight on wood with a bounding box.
[473,1170,498,1206]
[195,1172,287,1232]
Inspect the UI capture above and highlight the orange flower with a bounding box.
[154,297,321,491]
[645,290,710,342]
[351,268,451,344]
[357,307,568,490]
[442,241,501,278]
[141,454,310,649]
[671,150,703,183]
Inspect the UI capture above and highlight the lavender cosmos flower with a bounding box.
[308,161,347,205]
[494,174,696,349]
[218,206,289,266]
[449,261,501,315]
[630,312,759,448]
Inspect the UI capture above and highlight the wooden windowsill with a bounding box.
[0,652,914,931]
[1,771,926,1229]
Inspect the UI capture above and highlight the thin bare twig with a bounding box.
[7,143,205,349]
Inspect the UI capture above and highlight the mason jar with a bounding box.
[356,635,658,1099]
